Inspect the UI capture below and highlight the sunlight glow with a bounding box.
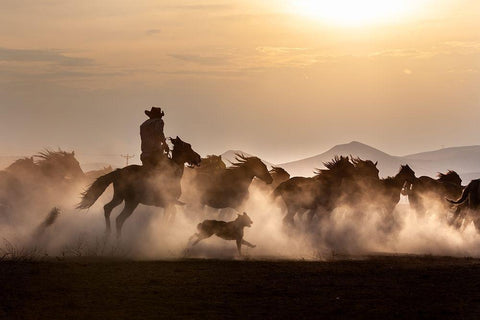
[291,0,428,26]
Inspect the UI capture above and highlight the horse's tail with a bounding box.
[77,170,119,209]
[447,183,471,205]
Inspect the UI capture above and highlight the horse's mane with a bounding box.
[351,156,375,167]
[228,153,251,169]
[437,170,461,185]
[323,155,349,170]
[35,149,72,165]
[270,166,288,175]
[314,156,351,176]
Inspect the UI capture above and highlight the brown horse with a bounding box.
[251,166,290,193]
[273,156,357,225]
[5,150,84,184]
[268,166,291,189]
[376,165,416,215]
[192,154,273,211]
[338,157,380,206]
[447,179,480,230]
[77,137,201,238]
[406,170,463,216]
[0,150,85,218]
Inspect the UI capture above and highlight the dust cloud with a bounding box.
[1,173,480,261]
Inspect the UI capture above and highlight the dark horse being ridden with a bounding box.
[193,154,273,211]
[77,137,201,238]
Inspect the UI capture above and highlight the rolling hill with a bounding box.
[277,142,480,182]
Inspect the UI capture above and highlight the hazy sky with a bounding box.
[1,0,479,163]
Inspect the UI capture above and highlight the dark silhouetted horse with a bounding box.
[268,166,291,189]
[5,150,84,184]
[0,150,85,217]
[447,179,480,230]
[251,166,290,193]
[376,165,416,215]
[192,154,272,212]
[273,156,357,225]
[406,170,463,216]
[77,137,201,238]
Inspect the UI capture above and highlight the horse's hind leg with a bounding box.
[115,200,139,239]
[104,194,123,236]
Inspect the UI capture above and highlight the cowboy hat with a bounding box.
[145,107,165,118]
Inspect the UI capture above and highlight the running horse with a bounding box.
[77,137,201,238]
[193,154,273,212]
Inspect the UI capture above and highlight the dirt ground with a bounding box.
[2,256,480,319]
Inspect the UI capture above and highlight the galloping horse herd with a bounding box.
[1,137,480,255]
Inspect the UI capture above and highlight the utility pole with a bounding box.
[121,154,135,166]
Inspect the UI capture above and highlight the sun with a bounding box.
[291,0,426,27]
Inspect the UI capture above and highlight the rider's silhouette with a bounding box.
[140,107,169,168]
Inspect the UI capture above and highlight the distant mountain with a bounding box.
[403,145,480,179]
[278,141,409,178]
[277,141,480,182]
[220,150,274,168]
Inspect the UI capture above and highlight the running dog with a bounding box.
[189,212,256,254]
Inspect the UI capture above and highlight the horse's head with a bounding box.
[437,170,462,186]
[351,157,379,179]
[170,136,201,167]
[37,150,84,181]
[238,155,273,184]
[269,166,290,183]
[60,151,84,180]
[236,212,253,228]
[398,164,416,185]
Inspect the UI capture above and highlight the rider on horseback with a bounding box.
[140,107,169,168]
